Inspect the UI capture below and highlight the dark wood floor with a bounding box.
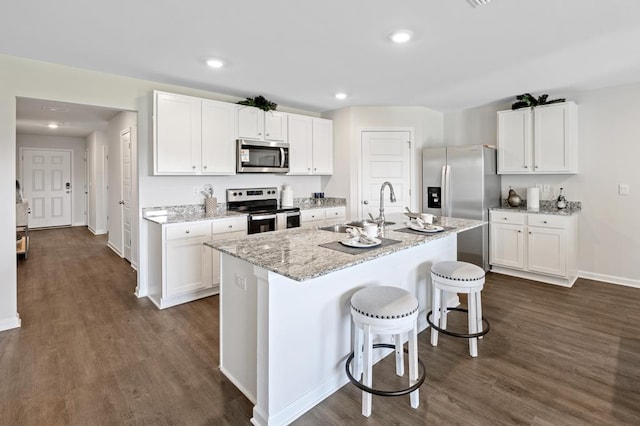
[1,227,639,425]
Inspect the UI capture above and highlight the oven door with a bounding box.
[237,140,289,173]
[276,211,300,230]
[248,213,277,234]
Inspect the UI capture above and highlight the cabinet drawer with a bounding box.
[490,211,525,225]
[527,214,567,229]
[166,222,212,240]
[324,207,345,220]
[301,209,326,222]
[212,216,248,234]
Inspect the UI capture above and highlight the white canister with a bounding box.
[281,185,293,207]
[526,187,540,211]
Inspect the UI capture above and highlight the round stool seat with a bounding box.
[431,260,485,283]
[346,286,425,417]
[351,286,419,320]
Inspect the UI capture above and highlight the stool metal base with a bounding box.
[427,307,491,339]
[345,343,426,397]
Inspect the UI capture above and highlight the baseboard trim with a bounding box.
[87,226,107,235]
[578,270,640,289]
[0,313,21,332]
[107,242,123,257]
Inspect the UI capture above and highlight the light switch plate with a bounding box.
[619,184,630,195]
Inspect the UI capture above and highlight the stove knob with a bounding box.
[239,192,243,196]
[233,192,237,196]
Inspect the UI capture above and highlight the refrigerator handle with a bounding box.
[444,165,451,216]
[440,165,447,216]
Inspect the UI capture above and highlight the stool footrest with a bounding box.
[427,307,491,338]
[345,343,426,397]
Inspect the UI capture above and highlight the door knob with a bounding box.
[363,200,369,205]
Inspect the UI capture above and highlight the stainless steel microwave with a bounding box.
[237,139,289,173]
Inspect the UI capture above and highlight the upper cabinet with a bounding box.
[238,106,288,142]
[153,91,237,175]
[287,116,333,175]
[497,101,578,174]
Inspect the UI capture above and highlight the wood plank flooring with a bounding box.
[1,227,639,425]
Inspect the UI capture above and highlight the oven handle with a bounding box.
[251,214,277,221]
[286,211,300,217]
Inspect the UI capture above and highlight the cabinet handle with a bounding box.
[258,132,262,135]
[503,217,508,220]
[203,165,207,170]
[535,165,539,169]
[518,230,521,233]
[185,230,190,234]
[529,231,532,234]
[524,165,528,168]
[314,168,317,171]
[266,133,270,136]
[543,220,547,224]
[228,225,233,228]
[192,165,196,169]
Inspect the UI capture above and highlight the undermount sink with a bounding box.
[317,224,352,233]
[345,220,395,227]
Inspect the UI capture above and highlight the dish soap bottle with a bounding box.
[556,187,567,210]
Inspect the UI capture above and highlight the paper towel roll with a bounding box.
[527,187,540,211]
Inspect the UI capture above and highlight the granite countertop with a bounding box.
[205,213,484,282]
[491,200,581,216]
[143,204,247,224]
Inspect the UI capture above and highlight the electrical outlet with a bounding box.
[193,186,200,195]
[542,184,550,193]
[619,184,630,195]
[235,274,247,290]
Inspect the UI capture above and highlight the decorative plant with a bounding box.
[511,93,566,110]
[237,95,278,111]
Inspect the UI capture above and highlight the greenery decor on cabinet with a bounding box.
[237,95,278,111]
[511,93,566,110]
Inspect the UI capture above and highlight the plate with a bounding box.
[408,223,444,233]
[340,237,382,248]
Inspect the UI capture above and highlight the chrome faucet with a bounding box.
[377,181,397,225]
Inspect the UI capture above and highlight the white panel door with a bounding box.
[360,131,411,220]
[121,129,132,262]
[22,149,72,228]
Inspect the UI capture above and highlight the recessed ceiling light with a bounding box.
[47,123,59,129]
[388,30,413,44]
[335,93,347,100]
[467,0,491,7]
[42,105,69,112]
[206,59,224,69]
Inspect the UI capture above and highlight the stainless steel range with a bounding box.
[226,187,300,234]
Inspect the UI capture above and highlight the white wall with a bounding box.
[16,134,87,226]
[323,106,443,219]
[87,130,108,234]
[444,85,640,286]
[0,53,323,330]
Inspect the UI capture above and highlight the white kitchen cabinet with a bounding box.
[489,211,577,287]
[287,116,333,175]
[300,206,346,228]
[497,101,578,174]
[153,91,237,175]
[146,216,247,309]
[238,106,288,142]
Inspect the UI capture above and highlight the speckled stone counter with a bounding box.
[491,200,581,216]
[205,213,484,282]
[294,197,347,210]
[143,204,247,224]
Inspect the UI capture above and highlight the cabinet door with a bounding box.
[489,222,525,269]
[287,114,313,174]
[311,118,333,175]
[497,109,532,174]
[202,100,236,175]
[301,208,326,225]
[265,111,288,141]
[238,106,264,139]
[533,102,576,173]
[527,226,567,277]
[154,92,201,174]
[166,235,212,297]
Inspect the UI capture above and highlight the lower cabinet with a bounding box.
[300,206,346,228]
[489,211,577,287]
[147,216,247,309]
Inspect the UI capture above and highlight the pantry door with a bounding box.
[21,148,72,228]
[360,131,412,220]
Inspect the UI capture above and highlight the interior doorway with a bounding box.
[121,128,132,262]
[360,130,412,220]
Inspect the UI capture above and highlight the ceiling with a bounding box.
[3,0,640,119]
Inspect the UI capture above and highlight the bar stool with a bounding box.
[427,261,490,358]
[345,286,426,417]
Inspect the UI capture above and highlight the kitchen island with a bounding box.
[205,214,484,425]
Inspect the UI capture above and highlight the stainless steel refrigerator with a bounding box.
[422,145,501,271]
